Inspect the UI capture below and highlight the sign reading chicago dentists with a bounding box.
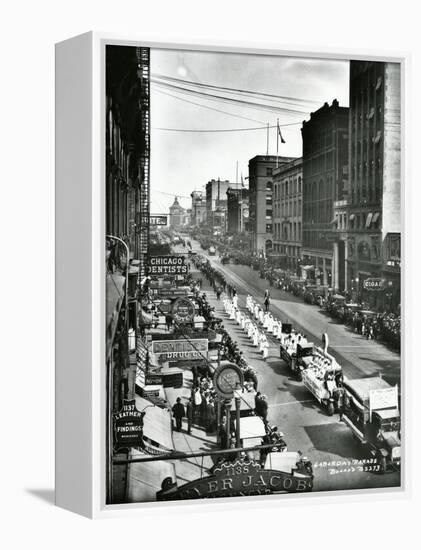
[113,399,145,451]
[156,458,313,501]
[148,255,188,276]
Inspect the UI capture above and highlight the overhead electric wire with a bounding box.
[151,79,311,117]
[153,121,301,133]
[154,87,266,125]
[152,72,320,107]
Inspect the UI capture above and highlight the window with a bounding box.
[266,181,273,191]
[266,167,273,176]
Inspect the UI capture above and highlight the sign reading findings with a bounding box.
[113,400,145,451]
[148,256,188,276]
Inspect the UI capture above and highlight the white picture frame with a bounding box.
[55,32,410,518]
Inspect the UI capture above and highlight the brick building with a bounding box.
[273,158,303,270]
[301,100,349,287]
[248,155,296,255]
[340,61,401,309]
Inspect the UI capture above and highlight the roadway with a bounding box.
[187,240,401,493]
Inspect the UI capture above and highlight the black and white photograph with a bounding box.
[105,44,401,504]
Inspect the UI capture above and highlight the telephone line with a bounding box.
[151,72,320,106]
[151,79,310,117]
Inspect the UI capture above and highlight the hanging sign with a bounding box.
[148,256,188,276]
[172,297,195,324]
[151,338,208,361]
[363,278,383,291]
[156,458,313,501]
[113,399,145,451]
[149,215,168,226]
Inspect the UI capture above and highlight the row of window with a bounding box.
[273,199,302,218]
[273,176,302,199]
[302,230,331,251]
[303,199,333,224]
[273,221,302,242]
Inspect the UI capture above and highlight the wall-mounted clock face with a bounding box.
[213,363,244,398]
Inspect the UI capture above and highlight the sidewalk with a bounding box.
[165,354,217,485]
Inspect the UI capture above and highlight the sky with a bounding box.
[150,49,349,213]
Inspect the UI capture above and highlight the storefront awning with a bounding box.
[136,395,174,451]
[372,212,380,223]
[301,265,314,271]
[349,214,355,221]
[239,416,266,439]
[329,218,338,225]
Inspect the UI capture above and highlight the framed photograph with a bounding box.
[55,33,407,518]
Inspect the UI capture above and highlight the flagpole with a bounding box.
[276,118,279,168]
[236,161,239,188]
[266,122,269,156]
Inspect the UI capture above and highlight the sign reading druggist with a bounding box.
[156,458,313,501]
[152,339,208,361]
[148,256,188,276]
[363,277,383,291]
[113,399,145,451]
[172,297,195,324]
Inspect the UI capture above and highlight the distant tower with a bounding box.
[169,196,186,230]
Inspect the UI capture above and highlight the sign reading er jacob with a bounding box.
[157,458,313,501]
[148,256,188,276]
[152,339,208,361]
[113,399,145,451]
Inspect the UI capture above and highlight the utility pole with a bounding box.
[266,122,269,156]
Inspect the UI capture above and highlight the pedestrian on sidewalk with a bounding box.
[186,398,193,434]
[264,289,271,312]
[216,286,222,300]
[165,313,173,332]
[172,397,185,432]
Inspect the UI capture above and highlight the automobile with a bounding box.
[342,377,400,473]
[208,245,216,256]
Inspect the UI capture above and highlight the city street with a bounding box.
[184,241,401,492]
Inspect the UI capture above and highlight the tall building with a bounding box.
[301,100,349,287]
[105,45,150,504]
[205,178,231,231]
[340,61,401,309]
[169,196,186,230]
[106,45,150,266]
[248,155,296,255]
[226,187,249,234]
[190,190,207,226]
[273,158,303,270]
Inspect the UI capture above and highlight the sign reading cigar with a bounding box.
[148,255,188,275]
[157,458,313,501]
[152,338,208,360]
[113,399,145,451]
